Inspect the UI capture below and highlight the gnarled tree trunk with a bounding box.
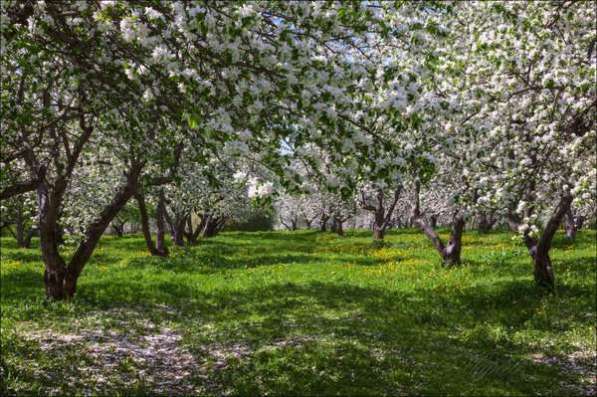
[281,216,298,231]
[62,166,143,297]
[523,237,556,289]
[415,213,465,266]
[39,163,142,299]
[362,187,401,241]
[508,194,573,288]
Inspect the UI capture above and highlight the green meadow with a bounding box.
[1,229,595,396]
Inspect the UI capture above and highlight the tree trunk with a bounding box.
[15,211,25,247]
[521,235,555,288]
[201,215,225,238]
[24,227,36,248]
[429,215,437,229]
[334,217,344,236]
[477,213,495,233]
[187,215,202,245]
[442,217,465,266]
[14,208,32,248]
[165,210,186,247]
[63,166,143,297]
[172,222,185,246]
[411,181,420,229]
[155,192,169,255]
[372,224,384,240]
[111,223,124,237]
[363,187,401,241]
[564,209,576,240]
[529,243,555,288]
[320,214,329,232]
[135,191,167,256]
[415,214,465,266]
[55,223,65,246]
[44,265,67,300]
[372,209,385,240]
[37,182,68,299]
[514,194,573,289]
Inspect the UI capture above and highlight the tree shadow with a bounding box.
[66,278,591,395]
[3,231,595,395]
[126,250,380,274]
[1,249,42,264]
[0,268,43,301]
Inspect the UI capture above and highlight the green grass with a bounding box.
[1,229,595,396]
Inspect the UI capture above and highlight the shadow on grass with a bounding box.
[65,278,589,395]
[126,251,380,274]
[2,231,595,395]
[1,250,42,264]
[0,268,42,301]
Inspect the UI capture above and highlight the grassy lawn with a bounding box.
[1,229,595,396]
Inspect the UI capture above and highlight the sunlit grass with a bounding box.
[1,229,595,396]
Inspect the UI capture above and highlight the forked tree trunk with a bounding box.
[135,191,168,257]
[164,209,186,247]
[534,195,573,287]
[39,164,142,299]
[509,194,573,289]
[200,214,225,238]
[186,215,203,245]
[415,214,465,266]
[362,187,401,241]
